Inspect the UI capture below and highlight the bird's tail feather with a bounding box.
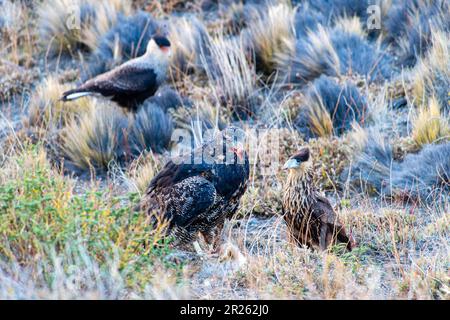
[337,227,355,251]
[331,224,355,251]
[61,89,92,101]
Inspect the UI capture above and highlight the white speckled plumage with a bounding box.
[142,127,250,248]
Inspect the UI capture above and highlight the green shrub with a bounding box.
[0,145,178,291]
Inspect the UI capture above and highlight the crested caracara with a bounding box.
[141,127,250,248]
[61,36,171,111]
[282,147,354,251]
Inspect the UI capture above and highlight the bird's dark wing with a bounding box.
[163,176,217,227]
[148,154,213,193]
[80,65,157,96]
[313,194,338,224]
[213,155,249,199]
[314,194,352,249]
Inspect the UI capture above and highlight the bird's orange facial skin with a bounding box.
[160,46,171,54]
[230,146,244,161]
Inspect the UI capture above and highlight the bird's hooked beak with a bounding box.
[230,143,245,161]
[283,158,299,170]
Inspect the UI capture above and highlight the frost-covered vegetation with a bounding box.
[0,0,448,299]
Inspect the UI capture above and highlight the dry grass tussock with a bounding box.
[168,16,210,80]
[200,34,257,118]
[60,102,128,172]
[245,1,296,75]
[411,29,449,112]
[38,0,133,56]
[169,91,228,134]
[26,76,91,131]
[412,96,449,147]
[0,0,449,300]
[276,25,341,85]
[123,153,165,195]
[294,76,368,139]
[80,0,134,52]
[333,16,366,37]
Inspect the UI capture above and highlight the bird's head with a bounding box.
[283,148,312,173]
[223,126,246,163]
[146,36,172,58]
[229,142,245,162]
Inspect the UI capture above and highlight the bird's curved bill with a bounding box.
[283,158,299,169]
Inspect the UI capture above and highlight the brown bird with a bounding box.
[282,147,354,251]
[61,36,171,111]
[141,127,250,249]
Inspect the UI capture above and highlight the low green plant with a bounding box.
[0,144,180,292]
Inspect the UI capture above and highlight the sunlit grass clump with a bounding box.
[245,2,295,75]
[60,102,129,172]
[84,10,160,79]
[412,97,449,147]
[80,0,133,52]
[333,16,366,37]
[62,101,174,173]
[201,35,257,119]
[294,76,368,139]
[26,76,90,131]
[411,30,449,113]
[38,0,132,56]
[38,0,95,55]
[124,153,163,195]
[1,0,449,301]
[168,16,210,80]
